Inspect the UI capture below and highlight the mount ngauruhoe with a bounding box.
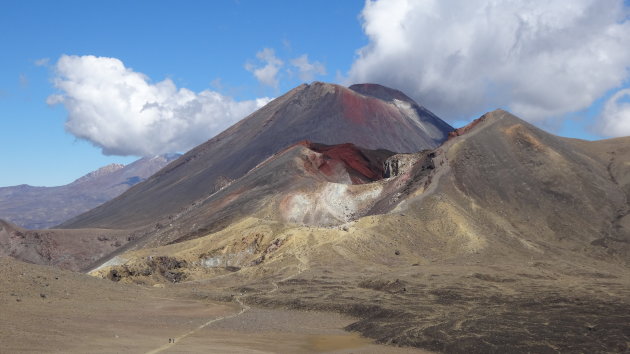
[60,82,452,230]
[1,82,629,353]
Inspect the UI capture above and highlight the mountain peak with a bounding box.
[72,163,125,185]
[348,83,415,103]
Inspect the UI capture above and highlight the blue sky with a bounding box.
[2,0,630,186]
[0,1,365,186]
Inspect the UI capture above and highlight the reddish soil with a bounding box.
[309,143,382,182]
[275,140,390,184]
[447,115,488,140]
[340,89,398,125]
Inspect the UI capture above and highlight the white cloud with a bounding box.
[48,55,270,156]
[596,89,630,137]
[246,48,284,87]
[290,54,326,82]
[347,0,630,123]
[34,58,50,67]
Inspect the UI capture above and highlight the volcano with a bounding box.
[60,82,452,230]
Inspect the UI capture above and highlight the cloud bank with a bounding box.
[348,0,630,126]
[48,55,270,156]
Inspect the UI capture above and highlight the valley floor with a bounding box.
[0,257,425,353]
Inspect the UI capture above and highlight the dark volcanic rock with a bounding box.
[0,219,130,271]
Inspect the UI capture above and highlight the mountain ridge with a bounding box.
[0,154,180,229]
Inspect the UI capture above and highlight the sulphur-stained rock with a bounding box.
[384,153,427,178]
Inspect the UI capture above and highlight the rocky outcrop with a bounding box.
[384,153,429,178]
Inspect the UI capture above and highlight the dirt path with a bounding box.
[145,295,251,354]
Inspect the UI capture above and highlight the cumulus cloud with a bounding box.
[348,0,630,123]
[290,54,326,82]
[597,89,630,137]
[245,48,284,87]
[48,55,270,156]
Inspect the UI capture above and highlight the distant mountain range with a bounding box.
[0,154,180,229]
